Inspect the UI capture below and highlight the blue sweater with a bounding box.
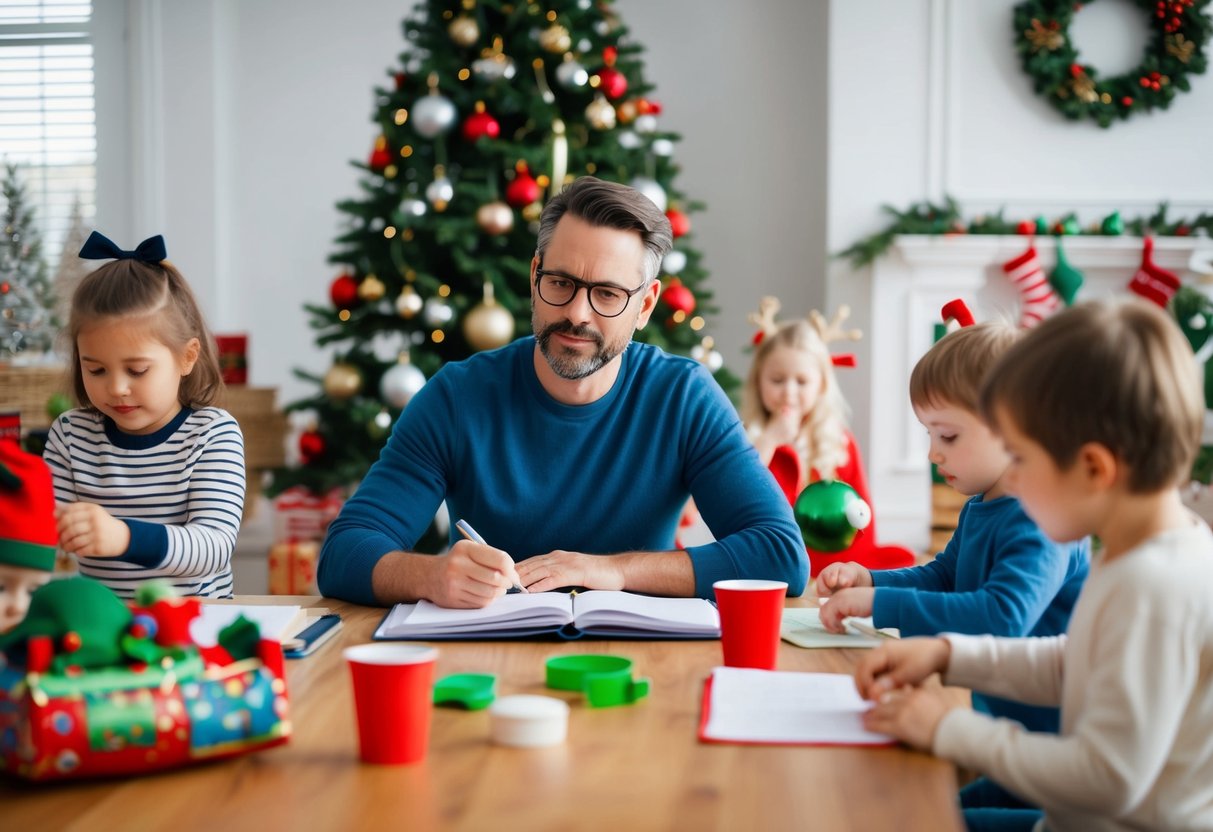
[872,494,1089,732]
[319,338,807,606]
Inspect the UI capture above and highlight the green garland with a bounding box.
[839,198,1213,268]
[1013,0,1211,127]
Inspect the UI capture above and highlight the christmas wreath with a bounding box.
[1013,0,1211,127]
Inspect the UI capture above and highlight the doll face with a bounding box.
[758,345,825,422]
[0,564,51,633]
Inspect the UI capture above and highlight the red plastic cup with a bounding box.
[345,643,439,765]
[713,579,788,670]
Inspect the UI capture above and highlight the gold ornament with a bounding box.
[476,201,515,235]
[396,286,423,318]
[323,363,363,400]
[521,202,543,223]
[1025,19,1063,52]
[464,284,516,351]
[585,95,616,130]
[538,23,571,54]
[448,15,480,47]
[358,274,386,302]
[1068,73,1098,104]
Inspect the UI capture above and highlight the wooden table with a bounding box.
[0,597,963,831]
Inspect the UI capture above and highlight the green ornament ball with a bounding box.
[1034,216,1049,235]
[47,391,72,421]
[793,480,872,552]
[1101,211,1124,236]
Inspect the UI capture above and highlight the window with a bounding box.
[0,0,95,272]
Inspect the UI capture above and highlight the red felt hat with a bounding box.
[0,439,58,572]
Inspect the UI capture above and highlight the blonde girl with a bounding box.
[45,232,245,598]
[743,298,915,576]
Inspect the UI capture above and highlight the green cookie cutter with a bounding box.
[433,673,497,710]
[545,654,650,708]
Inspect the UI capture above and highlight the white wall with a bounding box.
[829,0,1213,467]
[101,0,829,403]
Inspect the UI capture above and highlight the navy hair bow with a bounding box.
[78,231,167,263]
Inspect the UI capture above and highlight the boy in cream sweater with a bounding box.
[853,299,1213,832]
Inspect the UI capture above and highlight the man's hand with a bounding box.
[861,680,957,752]
[817,587,875,633]
[853,638,952,702]
[55,502,130,557]
[815,561,872,598]
[426,539,522,609]
[516,550,626,594]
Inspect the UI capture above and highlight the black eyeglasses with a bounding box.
[533,265,646,318]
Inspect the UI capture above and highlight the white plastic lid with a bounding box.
[489,695,569,748]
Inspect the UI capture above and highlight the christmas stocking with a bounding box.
[1127,236,1180,307]
[1002,244,1061,327]
[1049,239,1084,305]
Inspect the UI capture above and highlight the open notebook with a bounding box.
[374,590,721,640]
[780,607,899,649]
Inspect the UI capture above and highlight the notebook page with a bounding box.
[780,608,897,649]
[391,591,573,634]
[702,667,892,745]
[192,603,304,646]
[571,590,720,635]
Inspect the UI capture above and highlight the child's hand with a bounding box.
[765,405,803,447]
[815,562,872,598]
[55,502,131,558]
[861,679,957,752]
[853,638,952,701]
[817,587,875,633]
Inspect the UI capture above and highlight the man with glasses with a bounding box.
[319,176,806,608]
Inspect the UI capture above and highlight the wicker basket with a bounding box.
[0,364,72,430]
[0,365,286,525]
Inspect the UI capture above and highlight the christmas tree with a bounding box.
[270,0,731,501]
[51,196,93,325]
[0,163,58,359]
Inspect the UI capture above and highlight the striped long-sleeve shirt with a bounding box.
[44,406,245,598]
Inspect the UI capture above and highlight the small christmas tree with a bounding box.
[52,196,93,325]
[270,0,731,504]
[0,163,58,358]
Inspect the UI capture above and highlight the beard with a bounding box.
[533,315,630,381]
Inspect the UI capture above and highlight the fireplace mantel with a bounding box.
[866,234,1208,551]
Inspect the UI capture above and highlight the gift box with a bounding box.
[272,487,344,544]
[268,540,319,596]
[0,578,290,782]
[215,334,248,385]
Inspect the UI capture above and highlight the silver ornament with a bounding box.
[705,350,724,372]
[476,201,515,235]
[538,24,572,53]
[630,176,667,212]
[400,198,427,218]
[555,58,588,89]
[412,93,457,139]
[651,138,674,157]
[633,114,658,134]
[617,130,642,150]
[662,250,687,274]
[379,361,427,408]
[423,297,454,327]
[472,54,517,82]
[448,15,479,47]
[426,176,454,209]
[396,287,423,318]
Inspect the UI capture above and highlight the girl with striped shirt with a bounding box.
[44,232,245,599]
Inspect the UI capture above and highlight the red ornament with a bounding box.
[368,136,392,171]
[1015,220,1036,235]
[462,104,500,142]
[661,281,696,315]
[330,273,360,308]
[1176,225,1192,237]
[61,631,82,653]
[506,165,541,208]
[666,209,691,238]
[596,66,628,100]
[299,430,326,464]
[394,72,407,90]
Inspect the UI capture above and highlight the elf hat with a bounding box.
[0,439,58,572]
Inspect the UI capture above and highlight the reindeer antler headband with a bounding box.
[748,296,862,367]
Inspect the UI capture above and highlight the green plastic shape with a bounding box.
[433,673,497,710]
[545,654,650,708]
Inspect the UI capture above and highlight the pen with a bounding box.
[845,618,895,640]
[455,519,526,594]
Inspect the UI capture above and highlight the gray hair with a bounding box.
[535,176,673,285]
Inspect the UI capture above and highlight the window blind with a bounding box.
[0,0,94,271]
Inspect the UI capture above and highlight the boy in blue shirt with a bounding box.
[818,319,1089,815]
